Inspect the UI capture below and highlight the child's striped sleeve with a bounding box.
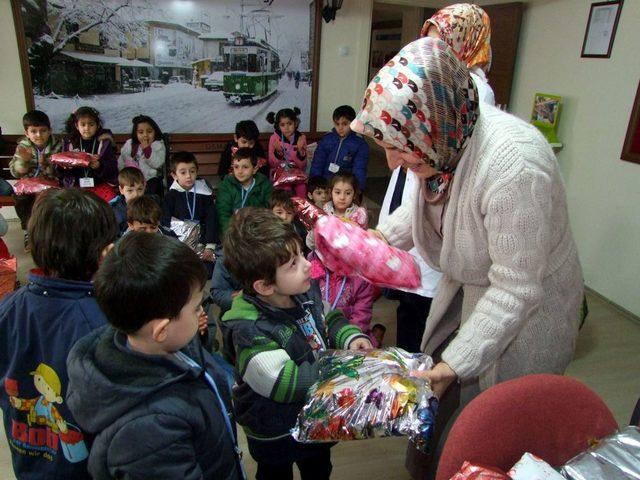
[325,309,369,349]
[234,329,319,403]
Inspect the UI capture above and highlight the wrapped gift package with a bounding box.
[13,177,59,196]
[292,348,437,452]
[508,453,564,479]
[50,151,97,168]
[450,461,511,480]
[561,426,640,480]
[272,165,307,188]
[313,215,420,289]
[170,218,205,258]
[291,196,326,230]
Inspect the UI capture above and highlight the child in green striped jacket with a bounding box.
[221,207,371,479]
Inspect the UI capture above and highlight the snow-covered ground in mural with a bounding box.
[36,77,312,134]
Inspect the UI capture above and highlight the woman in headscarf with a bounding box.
[422,3,495,105]
[352,36,583,477]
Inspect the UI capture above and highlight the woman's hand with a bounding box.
[89,157,101,170]
[410,362,457,399]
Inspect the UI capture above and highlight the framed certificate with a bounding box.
[581,0,623,58]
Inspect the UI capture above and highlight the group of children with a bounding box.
[0,102,380,480]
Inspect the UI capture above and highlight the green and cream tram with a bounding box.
[223,35,281,104]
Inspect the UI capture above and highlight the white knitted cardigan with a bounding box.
[378,105,584,390]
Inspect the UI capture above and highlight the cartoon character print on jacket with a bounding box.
[6,363,88,463]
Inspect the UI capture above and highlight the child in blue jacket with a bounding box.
[310,105,369,191]
[0,188,117,479]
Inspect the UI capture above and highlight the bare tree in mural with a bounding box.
[25,0,150,94]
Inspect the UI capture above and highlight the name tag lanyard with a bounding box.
[80,139,97,178]
[186,187,197,220]
[325,273,347,310]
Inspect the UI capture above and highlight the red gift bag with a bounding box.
[314,215,420,290]
[51,151,97,168]
[272,165,307,189]
[291,196,326,230]
[14,177,60,196]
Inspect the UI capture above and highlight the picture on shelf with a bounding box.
[530,93,562,146]
[532,94,560,126]
[11,0,319,134]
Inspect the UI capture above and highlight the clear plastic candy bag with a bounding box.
[292,348,438,452]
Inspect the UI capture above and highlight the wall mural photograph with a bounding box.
[12,0,318,133]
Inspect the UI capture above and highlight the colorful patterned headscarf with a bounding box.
[421,3,492,72]
[351,37,478,202]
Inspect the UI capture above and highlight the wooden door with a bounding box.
[482,2,524,108]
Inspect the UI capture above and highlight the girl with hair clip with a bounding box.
[117,115,167,197]
[266,107,307,197]
[61,106,118,202]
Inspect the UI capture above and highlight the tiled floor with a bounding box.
[1,218,639,479]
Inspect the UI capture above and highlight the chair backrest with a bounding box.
[436,374,618,480]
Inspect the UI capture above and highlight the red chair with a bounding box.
[436,374,618,480]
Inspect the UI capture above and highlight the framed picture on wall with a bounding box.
[621,80,640,165]
[10,0,322,135]
[581,0,623,58]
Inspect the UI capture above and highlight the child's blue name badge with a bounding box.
[79,177,94,188]
[328,162,340,173]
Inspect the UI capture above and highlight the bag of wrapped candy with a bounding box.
[313,215,420,290]
[292,348,438,451]
[13,177,59,196]
[50,151,97,168]
[170,217,205,258]
[291,196,326,230]
[272,164,307,189]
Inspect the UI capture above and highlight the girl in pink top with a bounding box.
[267,107,307,197]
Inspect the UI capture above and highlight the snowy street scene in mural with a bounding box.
[17,0,316,133]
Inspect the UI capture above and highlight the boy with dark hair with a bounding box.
[221,208,371,479]
[124,195,176,237]
[218,120,268,180]
[0,188,117,479]
[309,105,369,191]
[66,233,245,480]
[109,167,146,236]
[162,151,218,263]
[216,147,273,234]
[270,189,310,255]
[306,175,329,208]
[9,110,61,251]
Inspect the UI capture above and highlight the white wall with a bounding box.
[509,0,640,316]
[316,0,373,130]
[0,0,28,134]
